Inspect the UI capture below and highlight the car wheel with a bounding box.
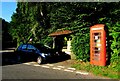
[37,56,42,64]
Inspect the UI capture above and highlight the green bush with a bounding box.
[106,22,120,72]
[71,28,90,62]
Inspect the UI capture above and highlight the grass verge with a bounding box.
[71,60,119,79]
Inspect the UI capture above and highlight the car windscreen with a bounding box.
[34,44,52,53]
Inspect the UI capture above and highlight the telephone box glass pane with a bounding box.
[92,32,101,61]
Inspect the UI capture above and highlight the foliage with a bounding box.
[98,2,120,72]
[107,22,120,71]
[10,2,52,46]
[71,28,90,61]
[1,18,15,48]
[2,18,11,41]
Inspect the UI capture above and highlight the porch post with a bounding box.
[53,37,56,49]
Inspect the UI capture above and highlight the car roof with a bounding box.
[20,43,48,49]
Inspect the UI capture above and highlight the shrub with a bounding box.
[71,28,90,62]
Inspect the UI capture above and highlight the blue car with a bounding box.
[15,43,57,64]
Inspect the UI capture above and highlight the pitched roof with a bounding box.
[48,30,72,37]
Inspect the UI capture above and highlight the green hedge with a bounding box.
[107,22,120,70]
[71,27,90,62]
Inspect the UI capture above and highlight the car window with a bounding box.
[21,45,27,50]
[27,45,36,50]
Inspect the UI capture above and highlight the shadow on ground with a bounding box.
[47,52,71,64]
[2,52,19,66]
[2,51,71,66]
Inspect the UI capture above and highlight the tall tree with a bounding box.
[1,18,13,48]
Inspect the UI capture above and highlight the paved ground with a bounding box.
[2,61,108,79]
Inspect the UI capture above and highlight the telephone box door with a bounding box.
[90,24,106,66]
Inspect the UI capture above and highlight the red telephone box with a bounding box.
[90,24,106,66]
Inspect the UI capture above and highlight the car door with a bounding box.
[19,44,28,60]
[27,45,37,60]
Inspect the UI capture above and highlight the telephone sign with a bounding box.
[90,24,106,66]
